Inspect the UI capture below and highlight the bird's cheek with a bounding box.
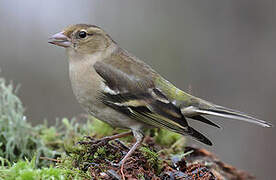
[71,39,78,49]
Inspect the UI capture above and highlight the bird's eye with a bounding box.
[78,31,87,38]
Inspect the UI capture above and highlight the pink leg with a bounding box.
[120,130,144,178]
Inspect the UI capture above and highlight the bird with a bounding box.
[48,24,272,169]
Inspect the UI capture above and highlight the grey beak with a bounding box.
[48,31,71,48]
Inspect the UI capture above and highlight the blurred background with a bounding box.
[0,0,275,178]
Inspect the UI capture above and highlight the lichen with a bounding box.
[0,77,56,166]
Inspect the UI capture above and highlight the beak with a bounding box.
[48,31,71,47]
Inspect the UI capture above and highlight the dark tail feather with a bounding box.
[185,126,213,146]
[189,115,220,128]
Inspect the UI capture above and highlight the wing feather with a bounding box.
[94,61,212,145]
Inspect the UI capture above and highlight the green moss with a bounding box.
[0,156,88,180]
[154,129,182,147]
[55,154,92,179]
[140,146,162,174]
[93,146,106,159]
[41,127,57,143]
[137,173,145,180]
[89,117,114,138]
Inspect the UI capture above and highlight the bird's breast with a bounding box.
[68,55,103,111]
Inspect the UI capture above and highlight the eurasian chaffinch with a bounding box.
[49,24,272,170]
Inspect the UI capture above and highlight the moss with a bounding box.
[137,173,145,180]
[140,146,162,174]
[55,154,92,179]
[154,129,182,147]
[89,117,114,138]
[93,146,106,159]
[0,156,88,180]
[41,127,58,143]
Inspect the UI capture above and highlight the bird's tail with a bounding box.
[182,104,272,128]
[185,126,213,146]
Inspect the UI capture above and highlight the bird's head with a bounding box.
[48,24,114,54]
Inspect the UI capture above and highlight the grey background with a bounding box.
[0,0,275,178]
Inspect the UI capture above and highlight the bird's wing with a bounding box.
[155,77,272,128]
[93,61,213,145]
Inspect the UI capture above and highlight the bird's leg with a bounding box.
[78,131,132,146]
[119,130,144,175]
